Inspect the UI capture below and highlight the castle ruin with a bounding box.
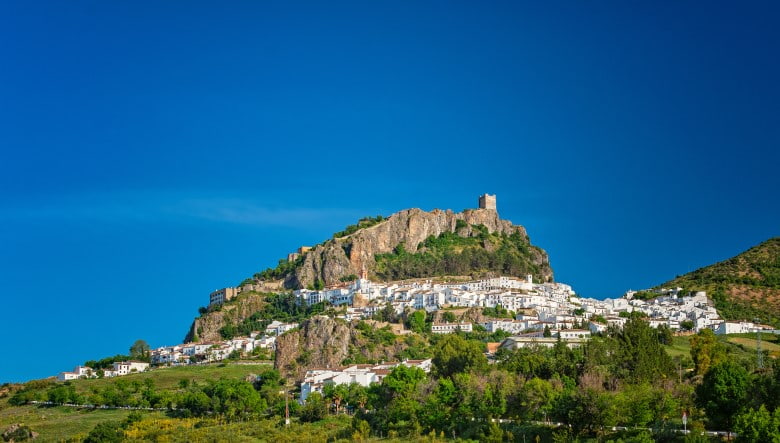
[478,193,497,211]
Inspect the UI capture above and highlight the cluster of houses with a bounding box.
[57,268,767,383]
[149,320,297,365]
[300,359,432,403]
[205,274,766,348]
[283,275,748,336]
[57,361,150,381]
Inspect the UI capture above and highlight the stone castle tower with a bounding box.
[478,193,497,210]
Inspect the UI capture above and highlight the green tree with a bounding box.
[382,365,427,399]
[84,421,124,443]
[733,405,780,443]
[408,310,427,333]
[204,379,266,420]
[442,311,456,323]
[129,339,151,361]
[323,383,350,414]
[695,359,750,431]
[613,317,674,382]
[300,392,328,422]
[347,382,369,412]
[657,324,673,345]
[555,387,619,437]
[690,328,726,376]
[377,302,397,322]
[517,377,558,421]
[432,334,488,378]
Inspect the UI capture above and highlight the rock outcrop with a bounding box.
[285,207,552,288]
[274,316,407,380]
[183,293,267,343]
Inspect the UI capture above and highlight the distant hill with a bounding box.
[251,205,553,289]
[659,237,780,327]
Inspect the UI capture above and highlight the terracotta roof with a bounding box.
[485,342,501,354]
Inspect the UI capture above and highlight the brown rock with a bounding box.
[285,208,552,288]
[184,292,267,343]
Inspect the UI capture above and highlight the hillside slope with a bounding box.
[259,207,553,289]
[659,237,780,327]
[184,292,267,343]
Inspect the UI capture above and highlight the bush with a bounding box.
[84,421,124,443]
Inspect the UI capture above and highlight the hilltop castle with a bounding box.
[478,193,496,210]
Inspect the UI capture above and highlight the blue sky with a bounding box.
[1,1,778,382]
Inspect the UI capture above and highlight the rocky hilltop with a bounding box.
[282,207,553,289]
[659,237,780,327]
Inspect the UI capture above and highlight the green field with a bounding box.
[68,362,272,393]
[0,363,273,442]
[0,405,146,442]
[727,336,780,358]
[662,333,779,368]
[663,335,693,360]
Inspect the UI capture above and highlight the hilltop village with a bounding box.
[58,272,751,382]
[149,275,757,370]
[55,194,766,384]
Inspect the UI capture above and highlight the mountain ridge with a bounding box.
[658,237,780,327]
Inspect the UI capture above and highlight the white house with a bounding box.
[714,321,757,335]
[431,322,473,334]
[57,365,94,381]
[299,359,432,403]
[111,361,150,376]
[557,329,591,339]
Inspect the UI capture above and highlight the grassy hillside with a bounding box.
[660,238,780,327]
[0,363,271,441]
[67,362,271,392]
[662,333,779,367]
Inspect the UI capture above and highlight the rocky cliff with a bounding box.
[274,316,409,380]
[284,207,552,288]
[184,293,267,343]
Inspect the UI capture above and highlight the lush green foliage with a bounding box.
[432,334,488,378]
[84,354,133,370]
[333,215,386,238]
[374,229,547,282]
[690,328,727,375]
[254,255,306,281]
[696,360,750,430]
[9,317,780,441]
[219,292,325,340]
[632,290,659,300]
[129,339,151,361]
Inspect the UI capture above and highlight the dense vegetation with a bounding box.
[374,227,548,282]
[6,315,780,442]
[660,237,780,327]
[218,292,329,340]
[252,254,306,282]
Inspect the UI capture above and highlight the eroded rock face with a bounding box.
[183,293,267,343]
[285,208,552,288]
[274,316,405,381]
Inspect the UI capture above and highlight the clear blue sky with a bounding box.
[1,1,778,382]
